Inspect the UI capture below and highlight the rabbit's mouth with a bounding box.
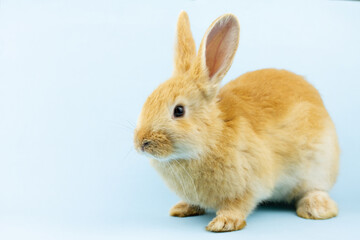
[143,140,203,162]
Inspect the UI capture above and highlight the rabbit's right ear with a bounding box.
[173,11,196,75]
[192,14,240,98]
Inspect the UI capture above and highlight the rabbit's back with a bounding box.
[218,68,328,132]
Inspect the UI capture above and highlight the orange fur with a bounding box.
[134,11,339,232]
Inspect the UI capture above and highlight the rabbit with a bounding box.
[133,11,339,232]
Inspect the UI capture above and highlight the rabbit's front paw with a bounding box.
[169,202,205,217]
[206,215,246,232]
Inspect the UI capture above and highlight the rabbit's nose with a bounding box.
[141,140,151,151]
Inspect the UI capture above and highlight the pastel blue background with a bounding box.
[0,0,359,239]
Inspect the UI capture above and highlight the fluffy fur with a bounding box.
[134,11,339,232]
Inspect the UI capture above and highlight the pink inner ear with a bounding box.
[205,17,237,78]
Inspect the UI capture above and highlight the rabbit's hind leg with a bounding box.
[296,190,338,219]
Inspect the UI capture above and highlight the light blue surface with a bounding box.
[1,0,360,239]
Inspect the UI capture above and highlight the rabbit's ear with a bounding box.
[192,14,239,91]
[173,11,196,75]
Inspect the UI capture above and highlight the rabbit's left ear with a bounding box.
[173,11,196,75]
[192,14,240,97]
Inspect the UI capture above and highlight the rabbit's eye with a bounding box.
[173,105,185,118]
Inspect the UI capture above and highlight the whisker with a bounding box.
[174,159,199,203]
[107,119,135,132]
[126,120,136,128]
[110,122,134,129]
[121,146,135,162]
[168,161,188,201]
[109,124,135,136]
